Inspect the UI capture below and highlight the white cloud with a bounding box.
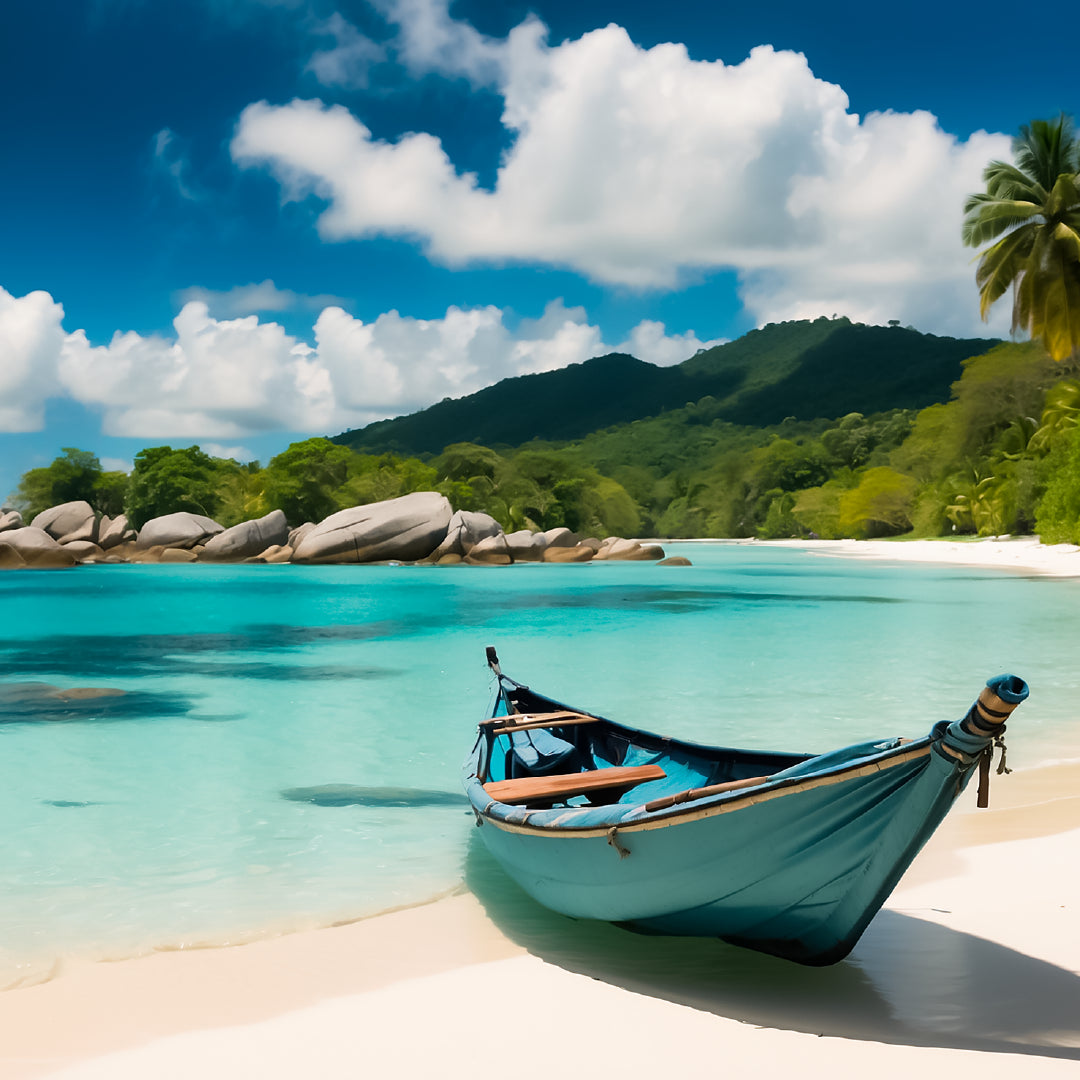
[58,303,334,437]
[234,7,1012,337]
[99,457,133,474]
[175,279,350,317]
[202,443,256,461]
[306,12,386,89]
[370,0,538,88]
[315,298,722,429]
[0,287,67,431]
[0,285,718,437]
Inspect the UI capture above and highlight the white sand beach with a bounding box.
[764,535,1080,576]
[2,537,1078,1080]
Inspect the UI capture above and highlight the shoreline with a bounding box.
[2,757,1077,1078]
[748,535,1080,577]
[3,536,1079,1077]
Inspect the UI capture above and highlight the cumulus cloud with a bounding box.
[315,298,722,429]
[58,303,333,438]
[0,287,67,431]
[0,286,718,437]
[174,279,351,317]
[234,6,1011,337]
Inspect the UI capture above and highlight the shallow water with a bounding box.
[1,544,1077,986]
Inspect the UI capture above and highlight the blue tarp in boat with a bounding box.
[463,651,1027,965]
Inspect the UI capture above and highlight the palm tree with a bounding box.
[962,115,1080,363]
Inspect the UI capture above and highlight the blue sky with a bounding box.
[0,0,1073,502]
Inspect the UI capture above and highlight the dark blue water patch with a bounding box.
[0,682,198,723]
[41,800,101,808]
[281,784,467,808]
[0,621,415,681]
[483,586,905,616]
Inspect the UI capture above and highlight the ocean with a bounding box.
[1,543,1077,987]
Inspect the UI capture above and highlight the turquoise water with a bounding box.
[1,544,1077,986]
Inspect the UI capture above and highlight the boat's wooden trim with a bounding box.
[484,764,666,804]
[479,743,935,837]
[484,712,602,734]
[643,774,773,812]
[480,710,581,726]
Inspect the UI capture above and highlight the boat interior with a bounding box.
[480,684,811,811]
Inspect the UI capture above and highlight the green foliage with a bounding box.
[838,468,917,538]
[337,319,996,457]
[262,438,354,524]
[13,448,124,519]
[125,446,221,529]
[338,453,438,506]
[963,115,1080,362]
[793,481,849,539]
[1035,425,1080,542]
[214,461,269,529]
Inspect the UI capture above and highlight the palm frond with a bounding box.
[1013,115,1080,189]
[961,198,1041,247]
[1034,255,1080,361]
[974,227,1035,317]
[982,160,1046,203]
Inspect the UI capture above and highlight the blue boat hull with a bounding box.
[464,660,1027,964]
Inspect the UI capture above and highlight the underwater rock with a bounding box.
[281,784,465,808]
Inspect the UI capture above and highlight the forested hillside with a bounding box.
[335,317,998,455]
[15,325,1080,547]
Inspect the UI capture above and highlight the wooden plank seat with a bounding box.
[484,764,666,806]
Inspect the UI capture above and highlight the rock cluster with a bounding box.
[0,493,675,570]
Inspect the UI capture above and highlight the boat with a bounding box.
[462,647,1028,966]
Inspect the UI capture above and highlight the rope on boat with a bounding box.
[607,827,630,858]
[976,730,1012,808]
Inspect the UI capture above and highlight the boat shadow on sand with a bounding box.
[464,834,1080,1061]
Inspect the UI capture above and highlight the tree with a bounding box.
[962,115,1080,362]
[125,446,220,528]
[13,448,116,519]
[261,438,354,524]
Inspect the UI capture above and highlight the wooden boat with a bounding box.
[463,647,1028,965]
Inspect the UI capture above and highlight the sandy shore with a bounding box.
[1,756,1076,1080]
[3,536,1079,1079]
[759,535,1080,576]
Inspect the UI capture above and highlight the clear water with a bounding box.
[1,544,1077,986]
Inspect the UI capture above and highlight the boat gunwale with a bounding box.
[466,734,939,838]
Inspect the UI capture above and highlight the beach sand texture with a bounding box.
[1,538,1078,1079]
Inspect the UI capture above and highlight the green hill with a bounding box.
[333,317,1000,456]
